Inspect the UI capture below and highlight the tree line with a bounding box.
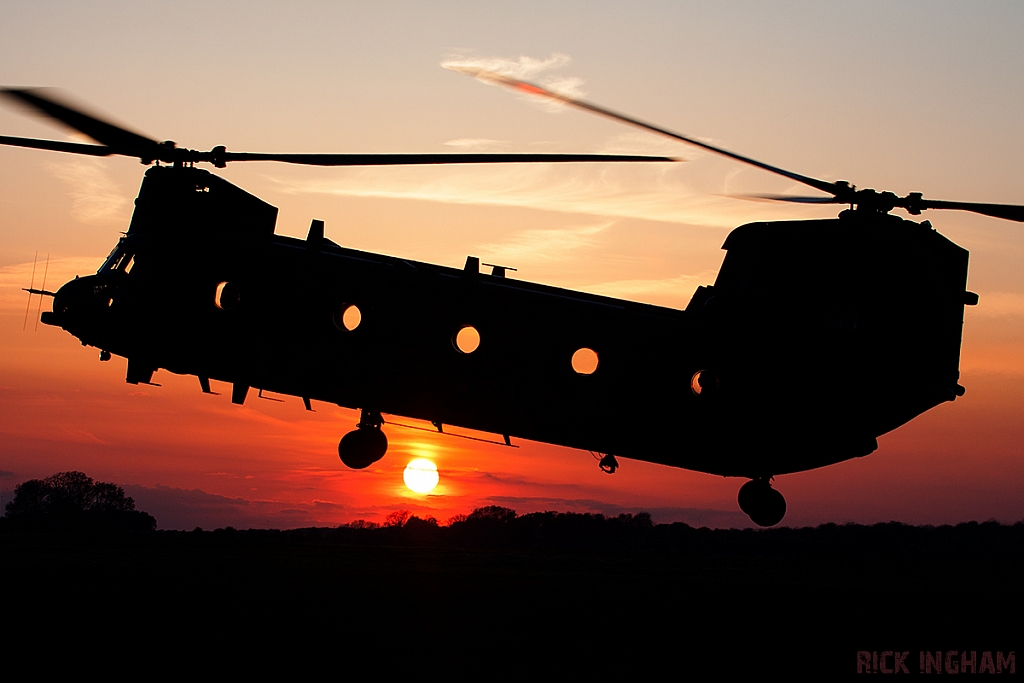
[5,473,1023,559]
[2,471,155,532]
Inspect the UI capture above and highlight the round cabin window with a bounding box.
[571,347,600,375]
[333,304,362,331]
[690,369,718,396]
[214,281,240,310]
[454,325,481,354]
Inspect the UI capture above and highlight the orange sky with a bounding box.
[2,2,1024,528]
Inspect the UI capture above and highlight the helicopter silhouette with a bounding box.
[5,79,1020,527]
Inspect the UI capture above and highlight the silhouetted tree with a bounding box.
[345,519,380,529]
[3,471,155,532]
[403,515,438,530]
[383,510,410,527]
[616,512,654,528]
[466,506,517,524]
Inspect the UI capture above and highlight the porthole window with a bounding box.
[571,347,599,375]
[333,304,362,331]
[690,369,718,396]
[454,325,481,354]
[214,281,240,310]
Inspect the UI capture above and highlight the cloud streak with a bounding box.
[444,138,512,151]
[475,220,612,264]
[45,157,129,225]
[583,272,717,305]
[123,483,356,530]
[0,256,101,311]
[268,52,839,229]
[441,51,584,112]
[271,158,816,229]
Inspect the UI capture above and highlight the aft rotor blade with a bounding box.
[1,88,160,158]
[453,67,839,196]
[913,199,1024,223]
[751,192,1024,222]
[0,135,113,157]
[222,152,675,165]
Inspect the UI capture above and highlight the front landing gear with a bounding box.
[338,409,388,469]
[738,478,787,527]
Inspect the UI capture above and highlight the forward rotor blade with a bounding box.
[0,135,113,157]
[739,193,843,204]
[452,67,839,196]
[2,87,674,168]
[916,199,1024,223]
[1,88,160,158]
[221,152,675,165]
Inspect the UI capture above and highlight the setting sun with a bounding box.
[403,459,440,494]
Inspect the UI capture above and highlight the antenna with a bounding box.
[22,251,38,331]
[34,254,49,331]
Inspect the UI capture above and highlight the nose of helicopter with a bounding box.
[41,274,113,329]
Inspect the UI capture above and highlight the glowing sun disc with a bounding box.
[403,458,439,494]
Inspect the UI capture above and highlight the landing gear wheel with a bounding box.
[598,454,619,474]
[338,427,388,469]
[737,478,787,527]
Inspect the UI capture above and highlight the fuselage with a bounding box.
[43,165,974,478]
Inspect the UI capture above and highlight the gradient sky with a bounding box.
[2,1,1023,529]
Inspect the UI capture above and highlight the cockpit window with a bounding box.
[99,239,136,274]
[100,241,123,272]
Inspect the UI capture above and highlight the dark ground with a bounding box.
[3,519,1021,676]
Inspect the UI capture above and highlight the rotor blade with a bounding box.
[221,152,675,165]
[918,199,1024,223]
[737,193,844,204]
[0,135,114,157]
[452,67,839,196]
[1,88,160,158]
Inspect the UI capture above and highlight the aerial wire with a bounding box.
[34,254,49,331]
[23,251,37,331]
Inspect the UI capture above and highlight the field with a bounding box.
[4,520,1020,676]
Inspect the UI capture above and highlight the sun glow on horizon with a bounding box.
[403,458,440,494]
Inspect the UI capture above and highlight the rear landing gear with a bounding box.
[338,409,388,469]
[598,453,619,474]
[738,478,787,527]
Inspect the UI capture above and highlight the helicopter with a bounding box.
[5,78,1022,528]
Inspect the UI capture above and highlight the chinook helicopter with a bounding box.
[5,80,1021,527]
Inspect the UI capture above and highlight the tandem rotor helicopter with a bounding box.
[5,72,1022,526]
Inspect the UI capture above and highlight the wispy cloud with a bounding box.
[270,51,837,228]
[123,483,355,530]
[476,220,612,264]
[271,159,811,229]
[0,256,100,311]
[583,272,716,306]
[441,51,584,112]
[444,138,512,151]
[44,157,129,224]
[443,51,572,82]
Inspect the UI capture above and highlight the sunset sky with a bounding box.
[2,1,1023,529]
